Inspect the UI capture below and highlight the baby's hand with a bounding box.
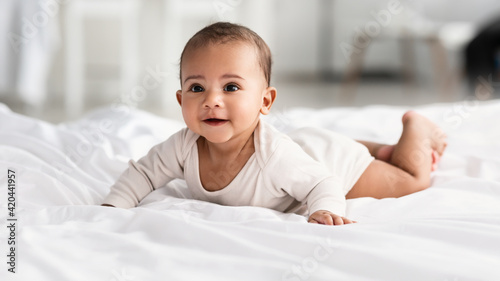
[308,210,356,226]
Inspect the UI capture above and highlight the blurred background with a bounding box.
[1,0,500,123]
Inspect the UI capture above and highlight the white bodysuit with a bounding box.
[103,121,374,217]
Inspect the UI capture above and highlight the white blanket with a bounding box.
[1,100,500,281]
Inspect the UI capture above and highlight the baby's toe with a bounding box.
[431,150,441,171]
[431,128,447,155]
[437,140,448,155]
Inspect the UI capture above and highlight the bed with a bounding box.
[1,100,500,281]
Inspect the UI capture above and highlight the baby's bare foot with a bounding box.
[401,111,447,169]
[402,111,447,155]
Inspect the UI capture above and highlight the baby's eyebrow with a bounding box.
[184,74,245,84]
[221,74,245,81]
[183,75,204,84]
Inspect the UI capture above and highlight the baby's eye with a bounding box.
[190,85,204,92]
[224,84,239,92]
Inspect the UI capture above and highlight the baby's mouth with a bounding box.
[203,118,228,126]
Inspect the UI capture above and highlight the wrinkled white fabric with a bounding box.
[1,101,500,281]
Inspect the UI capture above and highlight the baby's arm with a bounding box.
[276,168,351,226]
[102,151,174,208]
[268,137,351,226]
[303,178,354,226]
[102,132,185,208]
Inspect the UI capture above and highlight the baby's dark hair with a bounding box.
[179,22,272,86]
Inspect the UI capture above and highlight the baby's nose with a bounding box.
[203,90,223,108]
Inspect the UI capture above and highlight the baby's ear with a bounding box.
[260,87,277,115]
[176,90,182,106]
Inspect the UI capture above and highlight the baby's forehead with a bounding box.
[185,40,257,57]
[181,41,264,74]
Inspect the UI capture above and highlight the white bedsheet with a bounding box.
[1,101,500,281]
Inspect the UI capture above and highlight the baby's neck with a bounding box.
[197,133,256,192]
[198,133,255,163]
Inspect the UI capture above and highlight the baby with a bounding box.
[102,22,447,225]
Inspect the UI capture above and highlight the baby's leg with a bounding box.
[358,139,442,171]
[347,111,447,199]
[356,140,395,163]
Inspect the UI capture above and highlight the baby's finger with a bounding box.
[308,218,319,224]
[343,217,355,224]
[320,214,334,225]
[333,216,345,225]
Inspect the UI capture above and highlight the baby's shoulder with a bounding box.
[255,121,304,164]
[154,127,199,157]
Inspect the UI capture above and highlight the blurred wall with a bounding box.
[41,0,500,112]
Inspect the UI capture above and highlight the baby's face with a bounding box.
[177,42,275,144]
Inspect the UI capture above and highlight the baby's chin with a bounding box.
[200,134,233,145]
[192,122,257,146]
